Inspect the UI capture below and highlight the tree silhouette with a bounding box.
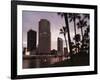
[71,42,76,54]
[83,14,90,38]
[58,13,72,57]
[77,19,87,41]
[73,34,80,42]
[82,14,90,53]
[83,14,90,20]
[77,14,90,54]
[68,13,80,53]
[83,26,90,54]
[60,26,68,50]
[68,13,80,43]
[73,34,81,53]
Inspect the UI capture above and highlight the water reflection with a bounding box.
[23,55,69,68]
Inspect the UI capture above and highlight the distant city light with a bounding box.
[25,51,30,55]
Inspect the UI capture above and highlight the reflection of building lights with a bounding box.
[67,56,71,59]
[24,48,30,55]
[44,59,47,62]
[26,51,30,55]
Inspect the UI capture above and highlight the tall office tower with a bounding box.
[27,29,37,52]
[38,19,51,54]
[64,47,68,56]
[57,37,63,55]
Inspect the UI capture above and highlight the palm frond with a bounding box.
[60,31,64,34]
[69,18,73,22]
[77,19,87,28]
[68,13,81,23]
[57,12,64,18]
[60,28,63,32]
[83,14,90,19]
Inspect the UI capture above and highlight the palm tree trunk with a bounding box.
[64,34,67,50]
[74,19,77,42]
[64,13,72,57]
[81,27,83,41]
[74,19,77,53]
[74,18,77,35]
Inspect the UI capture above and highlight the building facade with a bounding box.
[27,29,37,53]
[57,37,63,55]
[38,19,51,54]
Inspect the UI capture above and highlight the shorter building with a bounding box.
[27,29,37,55]
[50,49,57,55]
[57,37,63,55]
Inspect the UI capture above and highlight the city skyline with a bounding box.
[22,11,88,50]
[22,11,90,68]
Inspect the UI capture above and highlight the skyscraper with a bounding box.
[38,19,51,54]
[57,37,63,55]
[27,29,37,52]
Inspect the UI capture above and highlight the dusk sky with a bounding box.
[22,10,88,50]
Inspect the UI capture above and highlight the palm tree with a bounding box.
[83,14,90,20]
[68,13,80,53]
[77,19,87,41]
[83,26,90,54]
[58,13,72,57]
[68,13,80,43]
[83,14,90,38]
